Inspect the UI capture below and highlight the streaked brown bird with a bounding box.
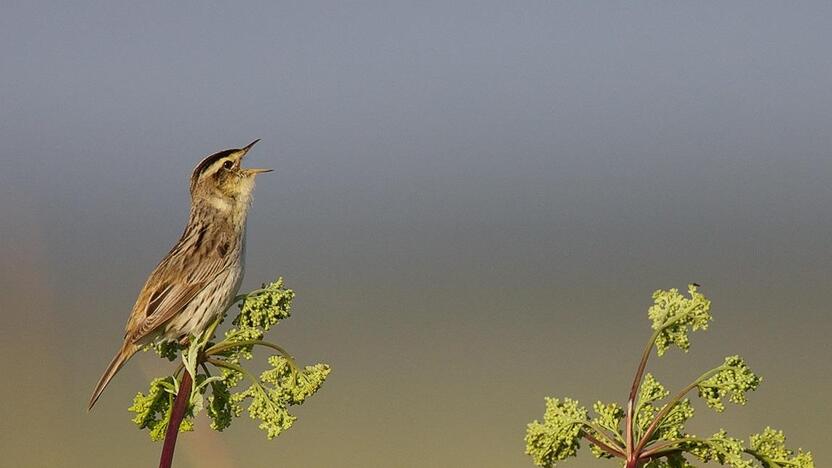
[89,140,271,409]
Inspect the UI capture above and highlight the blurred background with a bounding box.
[1,1,830,467]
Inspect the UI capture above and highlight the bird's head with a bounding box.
[189,140,272,209]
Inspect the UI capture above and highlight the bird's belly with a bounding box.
[161,265,244,340]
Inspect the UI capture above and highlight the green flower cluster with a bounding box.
[234,278,294,331]
[634,374,670,436]
[748,427,814,467]
[212,355,331,439]
[684,428,813,468]
[688,430,753,468]
[644,453,695,468]
[220,278,295,361]
[648,285,711,356]
[524,285,814,468]
[128,278,330,442]
[697,356,762,412]
[590,401,624,459]
[525,398,587,467]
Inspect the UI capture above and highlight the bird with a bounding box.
[89,140,271,410]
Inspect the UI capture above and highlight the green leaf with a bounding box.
[207,379,238,431]
[150,340,184,362]
[525,398,588,467]
[128,376,195,441]
[648,284,711,356]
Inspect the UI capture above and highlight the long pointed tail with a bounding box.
[88,342,139,410]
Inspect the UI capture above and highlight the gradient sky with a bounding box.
[1,2,830,467]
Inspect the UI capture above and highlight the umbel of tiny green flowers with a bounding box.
[525,398,588,467]
[129,278,330,441]
[648,284,711,356]
[524,285,814,468]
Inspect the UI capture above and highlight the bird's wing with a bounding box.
[125,229,234,344]
[129,281,211,343]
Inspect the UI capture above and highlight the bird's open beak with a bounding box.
[240,139,260,155]
[238,139,273,174]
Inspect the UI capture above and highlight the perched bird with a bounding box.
[89,140,271,410]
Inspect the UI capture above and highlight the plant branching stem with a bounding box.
[580,421,626,451]
[626,329,659,458]
[159,370,193,468]
[625,310,702,461]
[639,436,706,459]
[205,358,261,385]
[625,457,645,468]
[634,364,728,455]
[155,287,290,468]
[231,288,269,305]
[207,339,299,375]
[207,339,292,360]
[581,430,625,458]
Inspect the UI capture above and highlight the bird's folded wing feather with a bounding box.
[127,250,232,344]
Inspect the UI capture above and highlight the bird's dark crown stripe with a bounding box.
[193,149,236,178]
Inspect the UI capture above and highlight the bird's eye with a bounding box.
[223,160,234,170]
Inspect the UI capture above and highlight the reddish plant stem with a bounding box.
[159,370,193,468]
[582,431,625,458]
[625,330,659,458]
[633,365,726,456]
[625,458,645,468]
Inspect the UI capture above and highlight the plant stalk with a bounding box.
[633,364,728,456]
[159,370,193,468]
[625,458,645,468]
[625,329,659,457]
[581,431,625,458]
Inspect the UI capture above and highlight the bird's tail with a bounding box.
[88,342,139,410]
